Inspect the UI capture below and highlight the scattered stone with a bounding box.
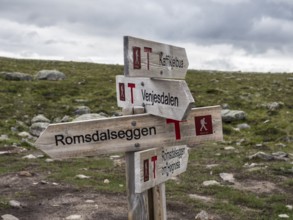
[195,210,211,220]
[31,114,50,123]
[263,120,270,124]
[18,171,33,177]
[272,151,289,161]
[237,123,250,130]
[119,184,124,188]
[267,102,283,111]
[286,205,293,210]
[221,109,246,122]
[202,180,220,186]
[110,155,122,160]
[8,200,21,209]
[40,180,49,185]
[206,164,219,169]
[0,134,9,141]
[75,174,90,179]
[1,214,19,220]
[248,152,273,160]
[65,214,82,220]
[278,214,289,218]
[104,179,110,184]
[17,131,31,138]
[52,182,59,186]
[22,154,37,159]
[189,194,214,203]
[224,146,235,151]
[0,71,32,81]
[275,143,287,148]
[61,115,73,123]
[45,158,54,163]
[73,113,107,122]
[259,102,284,111]
[221,103,230,109]
[85,200,95,204]
[29,122,49,137]
[35,70,65,81]
[219,173,235,183]
[74,106,91,115]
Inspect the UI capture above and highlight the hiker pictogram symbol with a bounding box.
[195,115,213,135]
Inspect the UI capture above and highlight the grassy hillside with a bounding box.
[0,57,292,219]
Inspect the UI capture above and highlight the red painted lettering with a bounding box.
[144,47,152,70]
[151,156,157,178]
[133,47,141,69]
[128,83,136,104]
[143,159,149,182]
[166,119,186,140]
[119,83,125,101]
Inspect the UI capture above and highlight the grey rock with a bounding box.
[248,152,273,160]
[0,71,32,81]
[259,102,284,111]
[0,134,9,141]
[272,151,289,161]
[35,70,65,81]
[29,122,49,137]
[219,173,235,183]
[74,106,91,115]
[17,131,31,138]
[221,103,230,109]
[31,114,50,123]
[61,115,73,122]
[73,113,107,122]
[195,210,210,220]
[1,214,19,220]
[237,123,250,130]
[221,109,246,122]
[202,180,220,186]
[8,200,21,208]
[65,215,82,220]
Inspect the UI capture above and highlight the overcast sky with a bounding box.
[0,0,293,72]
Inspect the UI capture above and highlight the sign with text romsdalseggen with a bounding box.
[124,36,189,79]
[134,145,189,193]
[116,75,194,121]
[35,106,223,160]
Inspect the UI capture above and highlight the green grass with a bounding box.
[0,57,293,219]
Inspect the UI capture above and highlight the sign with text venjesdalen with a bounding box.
[35,106,223,160]
[124,36,189,79]
[134,145,189,193]
[116,75,194,121]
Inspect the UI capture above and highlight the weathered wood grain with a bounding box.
[134,145,189,193]
[35,106,223,160]
[116,75,194,120]
[124,36,188,79]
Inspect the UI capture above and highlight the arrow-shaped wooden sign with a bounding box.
[124,36,189,79]
[35,106,222,160]
[134,145,189,193]
[116,75,194,121]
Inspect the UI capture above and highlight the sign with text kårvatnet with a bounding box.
[35,106,223,160]
[134,145,189,193]
[124,36,189,79]
[116,75,194,121]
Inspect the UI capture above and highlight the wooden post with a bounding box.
[153,184,167,220]
[124,107,153,220]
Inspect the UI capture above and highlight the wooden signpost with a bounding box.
[35,106,223,160]
[116,75,194,120]
[124,36,189,79]
[35,36,224,220]
[134,145,189,193]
